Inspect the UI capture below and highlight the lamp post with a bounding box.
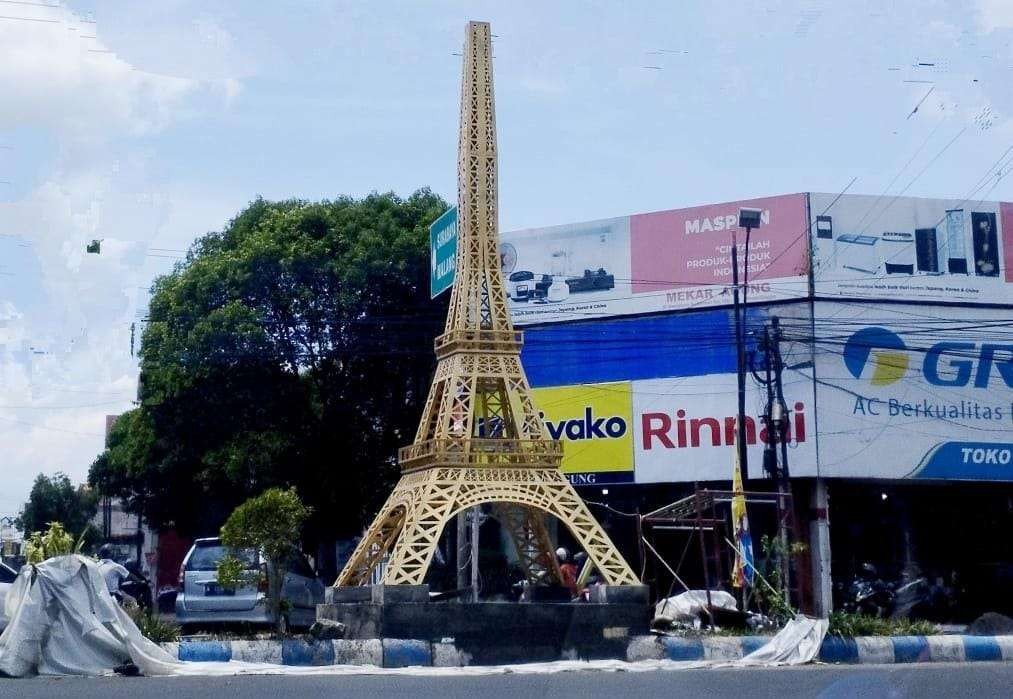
[733,208,763,481]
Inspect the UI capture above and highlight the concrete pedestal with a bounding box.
[318,584,651,665]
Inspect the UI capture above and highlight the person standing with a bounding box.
[556,547,579,597]
[97,544,129,602]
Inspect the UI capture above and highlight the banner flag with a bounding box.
[731,426,754,588]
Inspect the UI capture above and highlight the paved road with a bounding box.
[0,662,1010,698]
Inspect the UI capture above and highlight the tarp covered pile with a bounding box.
[0,555,180,677]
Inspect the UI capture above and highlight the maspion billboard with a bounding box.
[811,302,1013,481]
[809,194,1013,305]
[501,194,809,326]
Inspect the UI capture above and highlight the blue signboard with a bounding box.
[430,207,457,298]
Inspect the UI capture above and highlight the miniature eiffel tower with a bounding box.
[336,21,638,589]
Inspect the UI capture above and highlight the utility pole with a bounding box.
[761,316,793,602]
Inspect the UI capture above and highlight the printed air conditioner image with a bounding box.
[945,209,968,274]
[880,231,914,275]
[835,234,879,274]
[915,228,941,274]
[971,212,999,278]
[816,215,833,239]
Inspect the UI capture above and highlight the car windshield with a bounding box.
[187,544,257,572]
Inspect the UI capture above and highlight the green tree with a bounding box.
[216,488,310,633]
[18,472,98,541]
[88,190,448,559]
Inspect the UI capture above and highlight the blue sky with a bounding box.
[0,1,1011,516]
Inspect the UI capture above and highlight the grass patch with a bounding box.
[829,611,937,637]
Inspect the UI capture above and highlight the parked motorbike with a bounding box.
[115,560,153,612]
[840,563,956,620]
[841,563,896,617]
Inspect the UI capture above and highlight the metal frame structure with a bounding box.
[336,21,638,589]
[642,488,811,614]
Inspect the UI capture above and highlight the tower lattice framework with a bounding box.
[336,21,638,589]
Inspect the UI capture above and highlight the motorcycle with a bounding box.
[841,563,955,620]
[114,560,153,612]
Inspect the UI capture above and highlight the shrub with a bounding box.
[216,487,311,634]
[127,606,181,643]
[24,522,90,564]
[829,611,937,637]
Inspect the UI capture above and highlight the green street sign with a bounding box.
[430,206,457,298]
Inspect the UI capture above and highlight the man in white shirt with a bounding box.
[97,545,129,600]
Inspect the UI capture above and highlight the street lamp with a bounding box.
[732,208,763,481]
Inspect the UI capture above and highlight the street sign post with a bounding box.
[430,206,457,298]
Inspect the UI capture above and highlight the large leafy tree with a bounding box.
[18,472,99,538]
[90,190,449,549]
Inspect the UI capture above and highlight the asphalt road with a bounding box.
[0,662,1010,699]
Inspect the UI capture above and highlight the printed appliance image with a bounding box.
[816,215,833,239]
[835,234,879,274]
[507,270,536,301]
[915,228,942,274]
[879,231,915,274]
[945,209,968,274]
[971,212,999,278]
[565,268,616,293]
[509,268,616,302]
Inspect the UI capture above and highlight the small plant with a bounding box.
[127,606,180,643]
[25,522,90,564]
[752,535,794,623]
[216,487,311,634]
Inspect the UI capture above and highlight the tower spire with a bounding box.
[336,21,638,589]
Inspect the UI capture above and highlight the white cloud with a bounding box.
[0,5,235,514]
[979,0,1013,31]
[0,9,196,143]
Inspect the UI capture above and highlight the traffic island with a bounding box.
[315,584,651,665]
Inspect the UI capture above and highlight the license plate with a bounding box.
[204,583,234,597]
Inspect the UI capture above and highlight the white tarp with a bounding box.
[0,555,827,677]
[0,555,178,677]
[654,590,739,625]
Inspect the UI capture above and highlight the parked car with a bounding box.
[175,537,324,631]
[0,561,18,631]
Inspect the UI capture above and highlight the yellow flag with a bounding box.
[731,421,754,588]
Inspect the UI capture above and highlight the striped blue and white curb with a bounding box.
[163,635,1013,668]
[162,639,469,668]
[626,634,1013,665]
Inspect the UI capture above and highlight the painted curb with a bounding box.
[624,634,1013,664]
[165,634,1013,667]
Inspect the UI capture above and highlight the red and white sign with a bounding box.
[630,193,810,305]
[632,374,817,483]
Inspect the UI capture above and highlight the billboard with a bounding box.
[532,382,635,485]
[812,302,1013,481]
[810,194,1013,304]
[502,194,810,325]
[523,304,817,484]
[633,373,815,483]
